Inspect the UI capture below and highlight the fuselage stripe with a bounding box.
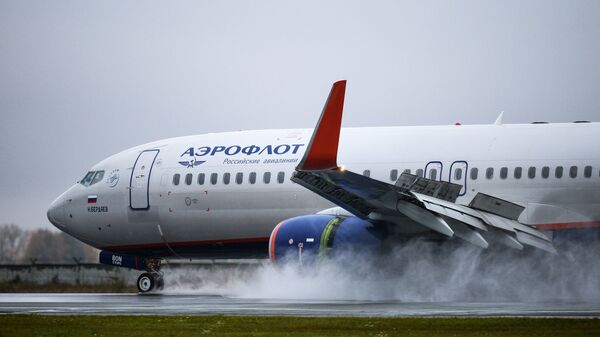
[535,221,600,230]
[101,236,270,251]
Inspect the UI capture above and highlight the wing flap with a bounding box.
[444,217,489,248]
[395,200,454,237]
[480,228,524,250]
[292,80,555,254]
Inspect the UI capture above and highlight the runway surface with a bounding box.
[2,293,600,317]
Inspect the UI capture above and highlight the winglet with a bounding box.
[494,111,504,126]
[296,80,346,171]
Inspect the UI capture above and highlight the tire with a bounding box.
[137,273,154,293]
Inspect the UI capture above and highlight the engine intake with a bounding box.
[269,214,381,264]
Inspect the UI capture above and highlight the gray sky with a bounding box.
[1,0,599,229]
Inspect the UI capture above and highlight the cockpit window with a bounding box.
[80,171,95,186]
[90,171,104,185]
[80,170,105,187]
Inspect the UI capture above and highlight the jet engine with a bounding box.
[268,214,382,264]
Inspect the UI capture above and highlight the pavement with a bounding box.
[2,293,600,317]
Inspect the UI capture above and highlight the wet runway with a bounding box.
[2,293,600,317]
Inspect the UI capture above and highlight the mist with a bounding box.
[164,239,600,302]
[2,1,600,229]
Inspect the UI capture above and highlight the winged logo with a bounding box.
[178,158,206,168]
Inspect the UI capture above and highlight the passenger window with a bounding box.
[528,167,536,179]
[416,169,424,178]
[236,172,243,184]
[185,173,192,185]
[263,172,271,184]
[486,167,493,179]
[584,166,592,178]
[454,168,462,180]
[172,174,180,186]
[500,167,507,180]
[210,173,218,185]
[91,171,104,185]
[429,169,437,180]
[514,167,522,179]
[277,171,285,184]
[80,171,95,186]
[390,169,398,182]
[541,166,549,179]
[470,168,478,180]
[570,166,578,178]
[249,172,257,184]
[555,166,563,178]
[223,172,231,184]
[363,170,371,177]
[403,169,411,174]
[197,173,205,185]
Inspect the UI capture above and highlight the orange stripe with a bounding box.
[269,222,284,263]
[535,221,600,230]
[102,236,269,251]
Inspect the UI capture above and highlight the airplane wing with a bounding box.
[291,80,556,254]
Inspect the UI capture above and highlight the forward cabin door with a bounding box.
[130,150,160,210]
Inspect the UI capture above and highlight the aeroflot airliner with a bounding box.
[47,81,600,292]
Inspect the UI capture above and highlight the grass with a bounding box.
[1,315,600,337]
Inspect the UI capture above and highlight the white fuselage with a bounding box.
[47,122,600,258]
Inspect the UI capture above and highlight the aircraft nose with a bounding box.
[47,195,67,229]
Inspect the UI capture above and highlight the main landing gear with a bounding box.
[136,258,164,294]
[98,251,165,294]
[137,272,164,293]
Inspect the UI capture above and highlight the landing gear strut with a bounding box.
[136,258,164,293]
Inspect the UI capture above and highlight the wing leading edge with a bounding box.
[292,81,556,254]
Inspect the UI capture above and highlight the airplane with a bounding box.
[47,80,600,293]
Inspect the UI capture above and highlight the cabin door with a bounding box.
[424,161,443,181]
[130,150,160,210]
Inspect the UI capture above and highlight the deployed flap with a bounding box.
[480,228,524,250]
[297,80,346,171]
[396,200,454,237]
[469,193,525,220]
[515,232,557,254]
[412,192,488,231]
[443,217,488,248]
[396,173,462,203]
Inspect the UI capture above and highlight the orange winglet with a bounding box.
[296,80,346,171]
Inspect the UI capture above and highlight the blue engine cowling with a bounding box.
[269,214,382,264]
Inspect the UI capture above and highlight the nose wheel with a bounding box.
[137,272,164,293]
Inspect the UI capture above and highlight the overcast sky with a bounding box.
[1,0,599,229]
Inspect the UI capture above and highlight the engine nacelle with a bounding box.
[269,214,382,264]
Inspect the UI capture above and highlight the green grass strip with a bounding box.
[1,315,599,337]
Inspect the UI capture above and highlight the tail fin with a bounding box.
[296,80,346,171]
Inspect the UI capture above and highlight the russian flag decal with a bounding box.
[87,195,98,204]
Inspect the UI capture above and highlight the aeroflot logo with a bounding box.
[179,144,306,168]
